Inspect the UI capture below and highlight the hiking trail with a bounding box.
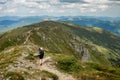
[9,56,76,80]
[38,57,76,80]
[24,30,32,44]
[6,45,76,80]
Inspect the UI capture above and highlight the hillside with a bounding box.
[0,21,120,80]
[0,16,120,35]
[57,16,120,35]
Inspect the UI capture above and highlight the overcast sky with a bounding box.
[0,0,120,17]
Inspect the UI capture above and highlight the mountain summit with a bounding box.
[0,21,120,80]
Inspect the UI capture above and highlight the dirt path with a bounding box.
[24,30,32,44]
[5,45,76,80]
[37,57,76,80]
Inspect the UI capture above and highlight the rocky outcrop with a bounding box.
[81,47,91,62]
[69,35,92,62]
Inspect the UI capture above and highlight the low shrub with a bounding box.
[25,53,36,60]
[56,55,83,72]
[5,71,24,80]
[42,70,58,80]
[86,62,107,71]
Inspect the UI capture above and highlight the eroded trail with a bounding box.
[24,30,32,44]
[38,57,76,80]
[4,45,76,80]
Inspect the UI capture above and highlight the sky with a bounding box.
[0,0,120,17]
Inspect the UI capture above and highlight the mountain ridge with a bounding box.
[0,21,120,64]
[0,21,120,80]
[0,16,120,35]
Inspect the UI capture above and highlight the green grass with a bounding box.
[55,54,84,73]
[0,27,31,51]
[0,21,120,80]
[0,53,19,68]
[0,47,21,72]
[4,71,25,80]
[41,70,58,80]
[25,53,36,60]
[0,40,16,51]
[54,54,120,80]
[0,21,120,65]
[89,49,111,66]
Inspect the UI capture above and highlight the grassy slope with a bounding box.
[0,21,120,80]
[0,21,120,65]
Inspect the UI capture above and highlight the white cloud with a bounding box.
[80,7,97,13]
[30,10,35,13]
[11,0,39,8]
[84,0,109,4]
[0,0,8,3]
[0,0,119,17]
[81,4,91,7]
[26,0,49,2]
[5,8,17,13]
[90,8,96,12]
[60,0,110,13]
[57,10,65,13]
[80,8,86,13]
[0,7,2,10]
[49,0,60,4]
[98,5,109,11]
[61,3,76,8]
[23,2,39,8]
[38,3,51,9]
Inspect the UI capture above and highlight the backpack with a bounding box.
[39,50,44,55]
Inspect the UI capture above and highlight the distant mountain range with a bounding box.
[0,16,120,35]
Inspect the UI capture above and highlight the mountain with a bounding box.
[0,16,21,21]
[0,16,53,31]
[56,16,120,35]
[0,16,120,36]
[0,20,18,30]
[0,16,41,31]
[0,21,120,80]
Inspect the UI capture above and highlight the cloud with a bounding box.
[89,8,97,12]
[0,2,6,4]
[0,0,8,3]
[0,0,119,17]
[0,7,2,10]
[30,10,35,13]
[109,0,120,1]
[5,8,17,13]
[98,5,109,11]
[84,0,109,3]
[59,0,86,3]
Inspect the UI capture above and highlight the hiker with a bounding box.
[38,47,44,65]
